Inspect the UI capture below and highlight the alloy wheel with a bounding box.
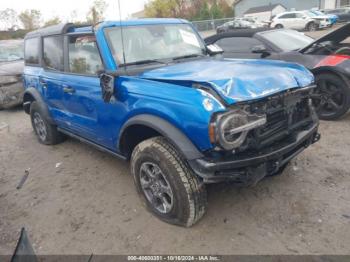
[312,79,345,118]
[33,112,47,141]
[139,162,174,214]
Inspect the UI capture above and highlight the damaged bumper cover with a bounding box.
[0,81,24,109]
[189,123,320,185]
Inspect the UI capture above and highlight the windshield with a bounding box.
[105,24,205,66]
[260,30,314,51]
[0,40,23,62]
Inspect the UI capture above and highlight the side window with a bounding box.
[296,13,304,18]
[68,35,103,75]
[215,37,263,53]
[43,35,63,71]
[24,37,40,65]
[279,13,296,19]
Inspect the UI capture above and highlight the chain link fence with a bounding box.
[191,17,235,32]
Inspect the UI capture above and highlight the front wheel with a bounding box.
[131,137,207,227]
[307,22,318,31]
[312,73,350,120]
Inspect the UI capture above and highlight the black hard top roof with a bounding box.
[204,28,270,44]
[24,23,75,39]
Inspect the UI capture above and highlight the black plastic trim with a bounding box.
[189,123,320,183]
[118,114,204,160]
[22,88,55,124]
[58,128,127,160]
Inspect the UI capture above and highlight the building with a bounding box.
[321,0,350,9]
[243,4,286,21]
[235,0,321,17]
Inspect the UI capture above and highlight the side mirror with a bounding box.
[251,45,271,58]
[251,45,267,53]
[206,44,224,56]
[99,73,115,103]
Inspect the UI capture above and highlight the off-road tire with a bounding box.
[30,101,65,145]
[131,136,207,227]
[313,73,350,120]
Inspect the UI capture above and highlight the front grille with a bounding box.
[240,90,314,152]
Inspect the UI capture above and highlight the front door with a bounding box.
[60,34,108,144]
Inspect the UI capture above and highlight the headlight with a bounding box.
[0,75,20,85]
[211,109,266,150]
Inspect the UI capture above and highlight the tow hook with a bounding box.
[313,133,321,144]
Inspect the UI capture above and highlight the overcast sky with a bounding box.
[0,0,148,25]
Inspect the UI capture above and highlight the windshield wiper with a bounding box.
[122,59,168,66]
[172,54,205,61]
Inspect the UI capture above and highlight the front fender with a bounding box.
[118,114,204,160]
[116,77,226,153]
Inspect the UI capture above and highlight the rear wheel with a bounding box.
[131,137,207,227]
[312,73,350,120]
[30,101,65,145]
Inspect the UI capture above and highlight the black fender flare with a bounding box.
[311,66,350,85]
[23,87,55,124]
[118,114,204,160]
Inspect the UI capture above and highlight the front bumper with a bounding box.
[0,81,24,109]
[189,123,320,184]
[319,21,332,28]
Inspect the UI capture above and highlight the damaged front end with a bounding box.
[0,74,24,109]
[190,85,320,185]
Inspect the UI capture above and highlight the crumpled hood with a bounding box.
[0,60,24,76]
[139,59,314,104]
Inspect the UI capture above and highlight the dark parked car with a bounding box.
[216,20,259,33]
[22,20,319,226]
[0,40,24,109]
[205,24,350,120]
[323,8,350,22]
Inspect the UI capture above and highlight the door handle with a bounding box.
[39,79,47,88]
[63,85,75,94]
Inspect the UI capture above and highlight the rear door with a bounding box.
[40,35,68,125]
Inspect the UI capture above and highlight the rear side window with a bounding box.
[68,35,103,75]
[279,13,296,19]
[24,37,40,65]
[43,35,63,71]
[215,37,263,53]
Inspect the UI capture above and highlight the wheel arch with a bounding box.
[118,114,204,161]
[311,67,350,83]
[23,87,55,124]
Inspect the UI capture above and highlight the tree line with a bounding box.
[0,0,107,39]
[144,0,234,20]
[0,0,235,39]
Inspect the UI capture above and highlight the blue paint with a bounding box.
[23,19,314,155]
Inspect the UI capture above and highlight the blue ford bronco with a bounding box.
[23,19,320,227]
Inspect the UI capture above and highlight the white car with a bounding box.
[271,11,331,31]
